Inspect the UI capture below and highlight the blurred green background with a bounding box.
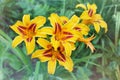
[0,0,120,80]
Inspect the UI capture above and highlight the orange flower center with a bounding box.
[18,23,36,42]
[43,45,66,62]
[54,23,73,41]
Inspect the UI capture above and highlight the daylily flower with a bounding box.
[10,14,46,54]
[73,23,95,52]
[32,38,73,74]
[40,13,80,56]
[76,3,107,33]
[78,35,95,53]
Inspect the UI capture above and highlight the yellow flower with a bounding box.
[73,23,95,52]
[10,14,46,54]
[78,35,95,53]
[40,13,80,56]
[76,3,108,33]
[32,38,73,74]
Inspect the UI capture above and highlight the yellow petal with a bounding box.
[76,4,87,10]
[93,14,102,20]
[86,42,95,53]
[32,49,44,58]
[80,11,91,19]
[10,21,24,35]
[32,49,51,62]
[12,36,23,48]
[64,57,73,72]
[60,16,69,24]
[51,36,60,51]
[39,56,51,62]
[48,59,56,74]
[62,42,72,56]
[37,38,51,49]
[75,23,90,35]
[64,15,79,29]
[81,20,91,25]
[48,13,62,29]
[25,37,35,55]
[35,30,47,38]
[99,20,108,33]
[87,3,97,14]
[58,57,73,72]
[93,22,100,33]
[31,16,46,29]
[78,35,95,52]
[63,30,79,43]
[69,42,76,50]
[40,27,53,35]
[22,14,30,26]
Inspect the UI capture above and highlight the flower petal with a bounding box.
[64,15,79,29]
[32,49,51,62]
[12,36,23,48]
[62,42,72,56]
[93,22,100,33]
[39,56,51,62]
[87,3,97,14]
[63,30,78,43]
[86,42,95,53]
[35,30,47,38]
[37,38,51,49]
[40,27,53,35]
[74,23,90,35]
[69,42,76,50]
[78,35,95,52]
[80,11,92,20]
[22,14,30,26]
[51,36,60,51]
[93,14,102,20]
[58,57,73,72]
[48,59,56,74]
[31,16,46,29]
[10,21,24,35]
[99,20,108,33]
[25,37,35,54]
[76,4,87,10]
[60,16,69,24]
[32,49,45,58]
[48,13,62,29]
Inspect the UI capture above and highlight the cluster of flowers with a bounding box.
[10,3,107,74]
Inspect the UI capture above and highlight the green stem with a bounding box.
[100,0,107,14]
[60,0,65,15]
[34,61,40,80]
[70,72,77,80]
